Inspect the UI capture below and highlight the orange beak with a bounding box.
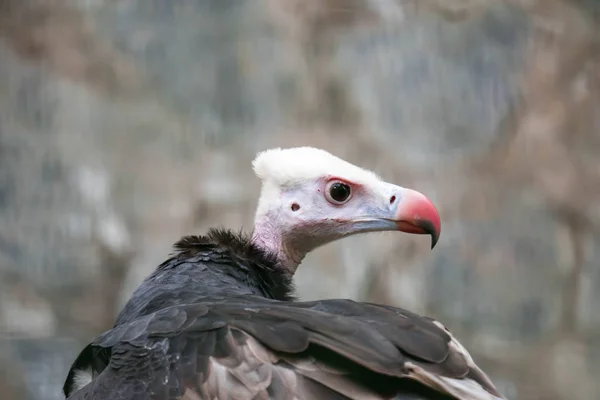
[394,188,441,249]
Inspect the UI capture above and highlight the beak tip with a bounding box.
[413,219,440,250]
[430,216,441,250]
[393,187,441,250]
[431,232,439,249]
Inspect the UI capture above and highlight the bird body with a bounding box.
[64,147,504,400]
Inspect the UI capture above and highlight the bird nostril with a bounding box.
[390,195,396,204]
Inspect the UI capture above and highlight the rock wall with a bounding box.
[0,1,598,399]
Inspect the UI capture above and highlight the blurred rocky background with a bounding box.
[0,0,599,399]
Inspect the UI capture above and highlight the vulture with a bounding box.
[63,147,504,400]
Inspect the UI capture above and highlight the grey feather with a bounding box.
[63,230,504,400]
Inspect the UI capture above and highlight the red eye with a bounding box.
[325,181,352,204]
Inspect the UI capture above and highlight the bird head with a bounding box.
[251,147,441,273]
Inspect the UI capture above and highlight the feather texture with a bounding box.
[64,230,503,400]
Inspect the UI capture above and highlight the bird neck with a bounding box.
[251,218,306,275]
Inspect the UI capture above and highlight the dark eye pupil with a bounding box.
[330,183,351,202]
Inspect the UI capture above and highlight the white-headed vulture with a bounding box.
[63,147,504,400]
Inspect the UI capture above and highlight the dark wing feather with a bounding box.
[65,297,504,400]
